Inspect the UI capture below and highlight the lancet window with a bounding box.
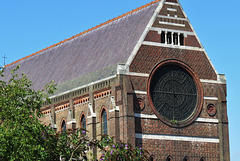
[61,119,66,132]
[101,109,108,135]
[80,114,86,130]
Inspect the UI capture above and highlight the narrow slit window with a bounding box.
[167,32,172,44]
[161,31,165,43]
[173,33,178,45]
[180,33,184,46]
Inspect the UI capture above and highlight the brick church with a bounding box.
[3,0,230,160]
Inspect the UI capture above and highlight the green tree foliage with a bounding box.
[0,66,58,160]
[0,66,149,161]
[98,136,149,161]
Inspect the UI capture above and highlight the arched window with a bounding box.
[200,157,205,161]
[61,119,66,132]
[101,109,108,135]
[166,155,172,161]
[80,114,86,130]
[183,156,189,161]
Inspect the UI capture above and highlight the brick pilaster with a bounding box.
[67,99,76,130]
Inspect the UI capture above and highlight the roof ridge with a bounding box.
[5,0,161,68]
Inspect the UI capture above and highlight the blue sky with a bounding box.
[0,0,239,160]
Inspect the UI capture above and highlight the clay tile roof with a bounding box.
[2,0,161,94]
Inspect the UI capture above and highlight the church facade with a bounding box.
[4,0,230,160]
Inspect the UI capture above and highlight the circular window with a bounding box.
[147,60,203,127]
[207,104,217,116]
[135,98,145,111]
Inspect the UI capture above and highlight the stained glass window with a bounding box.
[102,109,107,135]
[150,65,197,122]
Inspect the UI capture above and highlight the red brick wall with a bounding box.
[130,45,217,80]
[185,35,201,48]
[159,4,186,18]
[203,83,218,97]
[75,102,88,129]
[135,118,218,138]
[127,72,222,160]
[130,76,148,91]
[56,110,68,131]
[144,31,161,43]
[153,17,192,32]
[144,31,201,48]
[136,138,220,161]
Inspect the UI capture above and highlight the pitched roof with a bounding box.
[2,1,160,94]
